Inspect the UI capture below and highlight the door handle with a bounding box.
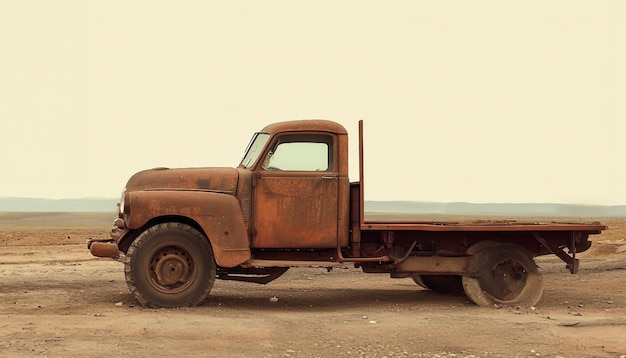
[321,174,338,180]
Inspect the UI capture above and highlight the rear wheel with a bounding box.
[125,222,216,308]
[412,275,464,294]
[462,243,543,307]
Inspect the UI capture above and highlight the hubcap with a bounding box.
[150,247,194,293]
[482,258,528,301]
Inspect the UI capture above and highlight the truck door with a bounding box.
[252,133,339,248]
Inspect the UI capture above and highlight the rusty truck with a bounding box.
[88,119,606,308]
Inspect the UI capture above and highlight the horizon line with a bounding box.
[0,196,625,207]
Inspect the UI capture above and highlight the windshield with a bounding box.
[240,132,270,168]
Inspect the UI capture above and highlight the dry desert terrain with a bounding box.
[1,212,625,357]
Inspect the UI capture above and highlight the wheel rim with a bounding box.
[149,245,195,294]
[480,258,528,301]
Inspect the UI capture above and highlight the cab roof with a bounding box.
[261,119,348,135]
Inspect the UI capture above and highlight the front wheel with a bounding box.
[462,243,543,307]
[125,222,216,308]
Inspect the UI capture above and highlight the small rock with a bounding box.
[568,312,582,316]
[362,315,368,319]
[368,320,377,324]
[269,296,279,303]
[115,302,123,307]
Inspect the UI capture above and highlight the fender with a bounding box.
[125,190,251,268]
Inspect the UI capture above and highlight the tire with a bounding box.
[462,243,543,307]
[124,222,216,308]
[412,275,464,294]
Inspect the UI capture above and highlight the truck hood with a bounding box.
[125,167,239,194]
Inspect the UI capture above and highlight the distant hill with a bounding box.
[1,197,625,217]
[365,201,626,218]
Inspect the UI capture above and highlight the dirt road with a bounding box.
[1,213,625,357]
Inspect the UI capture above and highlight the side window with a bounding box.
[263,134,333,171]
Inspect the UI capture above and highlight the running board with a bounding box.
[217,267,289,284]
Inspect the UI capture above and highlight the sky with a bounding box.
[1,1,625,205]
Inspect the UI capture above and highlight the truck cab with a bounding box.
[238,120,350,249]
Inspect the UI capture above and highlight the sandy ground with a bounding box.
[1,212,625,358]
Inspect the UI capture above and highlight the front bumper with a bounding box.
[87,218,126,261]
[87,238,122,259]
